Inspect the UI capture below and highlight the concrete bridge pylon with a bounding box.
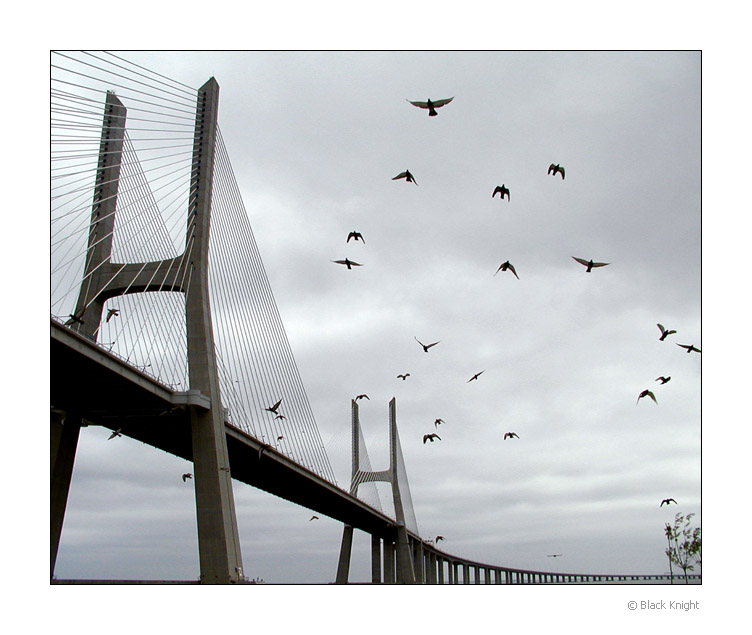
[50,78,244,584]
[336,398,416,584]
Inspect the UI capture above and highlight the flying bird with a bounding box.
[276,435,284,442]
[677,343,701,354]
[657,323,677,341]
[547,554,563,558]
[492,185,510,201]
[655,376,671,384]
[434,418,445,429]
[636,389,657,404]
[332,258,363,270]
[467,371,484,382]
[355,394,370,401]
[572,256,609,272]
[415,336,440,352]
[504,432,519,440]
[494,261,519,279]
[435,536,445,543]
[548,163,565,179]
[105,308,119,323]
[65,313,84,326]
[264,399,282,414]
[423,433,441,443]
[406,96,454,117]
[660,498,677,507]
[397,373,411,380]
[182,473,192,482]
[392,170,418,185]
[347,231,365,244]
[309,515,319,521]
[107,428,122,440]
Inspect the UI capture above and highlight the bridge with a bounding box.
[50,51,698,584]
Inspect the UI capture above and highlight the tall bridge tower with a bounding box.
[50,78,244,584]
[336,398,417,584]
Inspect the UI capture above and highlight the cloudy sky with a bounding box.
[39,39,747,625]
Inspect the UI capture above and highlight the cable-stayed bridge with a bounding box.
[50,52,696,584]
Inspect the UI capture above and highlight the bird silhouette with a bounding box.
[406,96,454,116]
[637,389,657,404]
[332,258,363,270]
[397,373,410,380]
[434,418,445,429]
[657,323,677,341]
[276,435,284,442]
[435,535,445,542]
[547,554,563,558]
[274,414,286,420]
[107,428,122,440]
[309,515,319,521]
[392,170,418,185]
[182,473,192,482]
[572,256,609,272]
[106,308,120,323]
[65,313,84,326]
[504,432,519,440]
[467,371,484,382]
[415,336,440,352]
[655,376,671,384]
[494,261,519,279]
[493,185,510,201]
[660,498,677,507]
[264,399,282,414]
[423,433,441,443]
[677,343,701,354]
[347,231,365,244]
[355,394,370,401]
[548,163,565,179]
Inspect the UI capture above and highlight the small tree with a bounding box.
[664,512,701,584]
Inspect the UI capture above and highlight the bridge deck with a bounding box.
[51,319,397,541]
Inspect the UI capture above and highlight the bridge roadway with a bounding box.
[50,318,400,544]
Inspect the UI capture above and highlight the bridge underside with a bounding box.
[50,320,396,542]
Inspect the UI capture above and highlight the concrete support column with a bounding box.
[371,535,381,583]
[463,563,470,584]
[185,78,243,584]
[437,557,444,584]
[412,539,424,584]
[427,552,436,584]
[50,411,81,578]
[336,525,354,584]
[384,541,395,583]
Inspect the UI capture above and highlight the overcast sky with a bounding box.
[50,49,704,579]
[37,36,752,627]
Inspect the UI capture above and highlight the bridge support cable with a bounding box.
[207,128,338,483]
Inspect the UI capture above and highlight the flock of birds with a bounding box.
[101,94,698,543]
[332,94,701,545]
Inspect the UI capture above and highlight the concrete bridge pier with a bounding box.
[50,410,81,577]
[371,535,381,583]
[335,525,354,584]
[384,540,395,583]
